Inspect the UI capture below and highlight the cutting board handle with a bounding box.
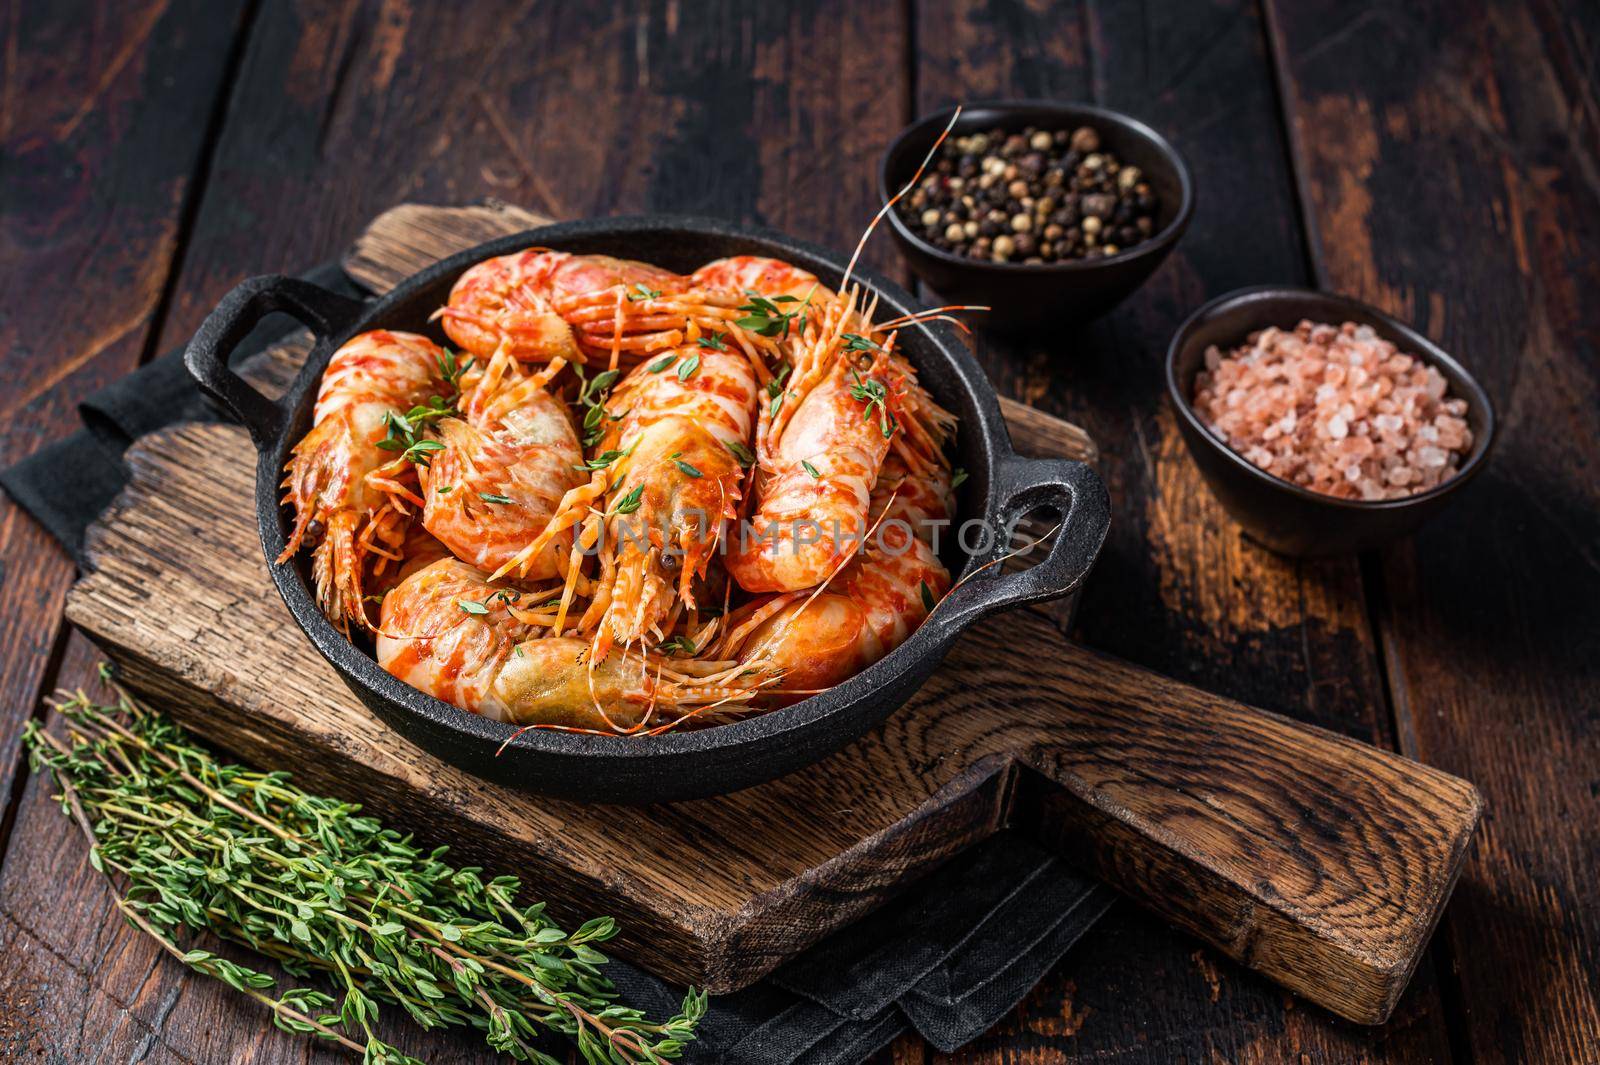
[1006,638,1481,1024]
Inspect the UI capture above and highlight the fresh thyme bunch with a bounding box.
[24,672,705,1065]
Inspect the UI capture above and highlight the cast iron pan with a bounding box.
[184,216,1110,803]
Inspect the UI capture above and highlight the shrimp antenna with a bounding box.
[841,105,963,291]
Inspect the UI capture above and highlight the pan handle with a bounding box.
[183,275,366,449]
[924,454,1110,640]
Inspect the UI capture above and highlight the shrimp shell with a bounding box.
[723,452,953,704]
[691,255,832,302]
[278,330,445,630]
[422,366,584,578]
[378,557,759,731]
[440,250,684,363]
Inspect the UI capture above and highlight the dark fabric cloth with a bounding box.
[606,835,1112,1064]
[0,261,1111,1065]
[1,261,362,561]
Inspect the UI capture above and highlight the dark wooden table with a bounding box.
[2,2,1595,1062]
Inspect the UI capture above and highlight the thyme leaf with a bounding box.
[611,483,645,515]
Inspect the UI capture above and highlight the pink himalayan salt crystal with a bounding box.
[1191,319,1473,501]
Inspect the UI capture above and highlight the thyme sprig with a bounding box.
[573,365,623,448]
[848,368,897,439]
[24,677,705,1065]
[376,396,455,467]
[376,351,472,469]
[735,291,804,339]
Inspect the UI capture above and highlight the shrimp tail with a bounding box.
[311,510,366,633]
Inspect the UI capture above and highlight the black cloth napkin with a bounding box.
[0,262,1113,1064]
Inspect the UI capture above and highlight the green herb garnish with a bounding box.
[801,460,821,479]
[376,396,456,468]
[478,492,514,505]
[848,369,896,439]
[436,347,473,391]
[627,282,662,301]
[697,333,728,351]
[647,354,678,374]
[574,365,623,447]
[674,459,703,478]
[736,291,805,338]
[612,483,645,515]
[919,580,937,612]
[676,353,700,381]
[726,439,756,468]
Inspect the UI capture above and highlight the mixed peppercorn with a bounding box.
[898,124,1161,263]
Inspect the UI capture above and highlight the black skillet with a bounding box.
[184,216,1110,803]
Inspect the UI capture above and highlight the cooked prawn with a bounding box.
[720,456,953,705]
[421,359,584,578]
[437,250,680,363]
[278,330,446,630]
[518,341,758,656]
[377,557,761,731]
[725,284,951,593]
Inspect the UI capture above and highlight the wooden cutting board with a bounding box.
[63,203,1480,1026]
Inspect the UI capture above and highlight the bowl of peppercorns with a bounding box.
[879,100,1195,333]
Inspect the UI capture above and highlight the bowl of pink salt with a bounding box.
[1166,286,1496,556]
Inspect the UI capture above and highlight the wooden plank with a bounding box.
[0,5,332,1061]
[1267,1,1600,1061]
[0,0,251,824]
[151,0,910,355]
[906,0,1463,1060]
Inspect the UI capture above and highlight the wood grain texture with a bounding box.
[151,0,909,357]
[905,0,1463,1061]
[67,419,1478,1024]
[1268,0,1600,1060]
[0,0,250,845]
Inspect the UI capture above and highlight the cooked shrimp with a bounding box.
[720,451,953,704]
[421,361,584,578]
[723,293,892,592]
[721,535,951,706]
[440,250,687,363]
[437,250,586,363]
[278,330,445,630]
[377,557,760,731]
[691,256,831,302]
[521,342,758,656]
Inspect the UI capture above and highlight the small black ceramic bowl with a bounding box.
[1166,286,1496,556]
[879,100,1195,333]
